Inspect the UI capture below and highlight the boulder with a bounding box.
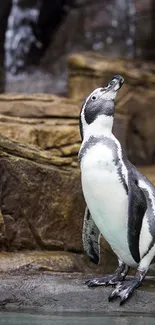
[0,135,84,252]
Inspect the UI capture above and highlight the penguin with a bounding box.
[78,75,155,305]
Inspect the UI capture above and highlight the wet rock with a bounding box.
[0,272,154,312]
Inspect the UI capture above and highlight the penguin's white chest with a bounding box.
[80,142,136,266]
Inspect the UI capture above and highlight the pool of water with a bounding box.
[0,312,155,325]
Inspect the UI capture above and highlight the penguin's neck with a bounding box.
[83,115,113,141]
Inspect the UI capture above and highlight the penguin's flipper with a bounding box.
[82,207,101,264]
[128,175,147,263]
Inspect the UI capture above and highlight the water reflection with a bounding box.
[0,312,155,325]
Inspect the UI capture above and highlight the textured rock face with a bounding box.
[0,251,87,273]
[0,94,81,166]
[0,93,129,162]
[0,135,85,251]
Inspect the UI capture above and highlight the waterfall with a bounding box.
[4,0,42,75]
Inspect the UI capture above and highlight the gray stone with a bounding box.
[0,272,154,313]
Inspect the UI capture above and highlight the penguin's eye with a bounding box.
[91,95,97,101]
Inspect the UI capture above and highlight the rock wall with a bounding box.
[0,135,84,251]
[0,91,130,163]
[0,94,80,166]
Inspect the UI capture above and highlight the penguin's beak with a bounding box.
[103,75,124,93]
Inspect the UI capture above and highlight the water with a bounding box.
[0,312,155,325]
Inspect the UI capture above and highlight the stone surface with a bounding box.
[0,250,117,274]
[0,93,128,158]
[0,272,154,313]
[0,251,88,273]
[0,94,80,118]
[0,135,85,252]
[0,94,81,163]
[0,116,80,154]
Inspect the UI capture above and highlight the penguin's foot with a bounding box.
[108,268,147,305]
[85,275,123,287]
[108,280,138,305]
[85,263,129,287]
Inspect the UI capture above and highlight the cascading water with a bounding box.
[4,0,42,75]
[4,0,136,94]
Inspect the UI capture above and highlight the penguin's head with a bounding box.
[80,75,124,139]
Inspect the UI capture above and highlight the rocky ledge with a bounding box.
[0,271,154,313]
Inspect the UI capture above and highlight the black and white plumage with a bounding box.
[78,75,155,305]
